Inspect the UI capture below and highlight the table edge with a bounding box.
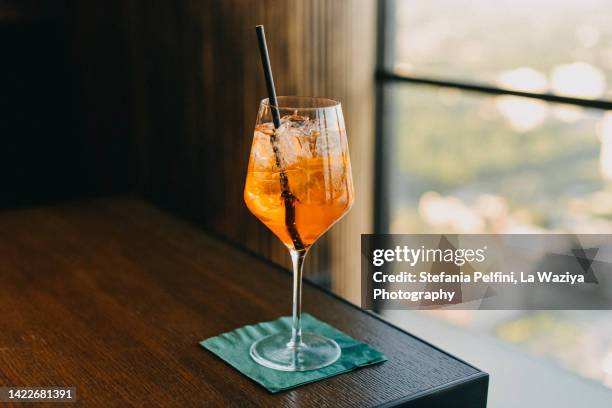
[375,371,490,408]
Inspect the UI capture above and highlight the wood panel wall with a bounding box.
[4,1,376,303]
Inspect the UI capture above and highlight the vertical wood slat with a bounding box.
[70,0,376,304]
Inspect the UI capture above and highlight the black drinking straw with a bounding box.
[255,26,281,128]
[255,25,304,251]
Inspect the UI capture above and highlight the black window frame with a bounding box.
[373,0,612,234]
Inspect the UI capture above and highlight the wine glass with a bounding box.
[244,96,354,371]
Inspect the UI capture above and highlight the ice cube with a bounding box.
[251,125,276,169]
[274,115,321,165]
[315,129,343,156]
[279,114,320,137]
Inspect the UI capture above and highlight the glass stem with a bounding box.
[289,248,308,347]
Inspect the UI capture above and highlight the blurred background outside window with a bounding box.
[376,0,612,405]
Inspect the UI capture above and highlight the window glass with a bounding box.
[394,0,612,99]
[387,84,612,235]
[385,84,612,389]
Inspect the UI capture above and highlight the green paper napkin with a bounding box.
[200,313,387,393]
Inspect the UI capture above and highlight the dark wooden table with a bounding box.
[0,198,488,407]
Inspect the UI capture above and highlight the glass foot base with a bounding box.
[250,331,341,372]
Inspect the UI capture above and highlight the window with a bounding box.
[375,0,612,401]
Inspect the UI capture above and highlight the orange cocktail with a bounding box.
[244,120,353,249]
